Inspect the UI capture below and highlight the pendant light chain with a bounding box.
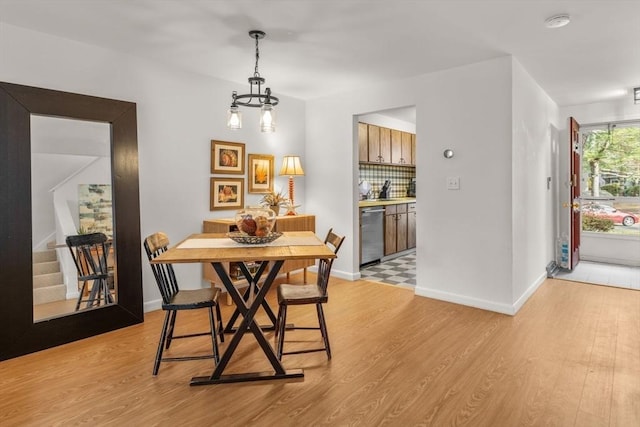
[254,34,261,78]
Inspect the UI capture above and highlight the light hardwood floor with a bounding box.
[1,274,638,426]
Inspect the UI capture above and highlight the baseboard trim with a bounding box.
[414,286,516,315]
[415,271,546,316]
[513,272,546,314]
[308,266,358,281]
[144,299,162,313]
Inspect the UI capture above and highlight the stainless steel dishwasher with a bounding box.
[360,206,384,265]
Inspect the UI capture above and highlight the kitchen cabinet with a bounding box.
[384,204,408,255]
[383,203,417,255]
[391,129,413,165]
[367,124,391,163]
[396,203,408,252]
[378,126,391,163]
[390,129,402,164]
[407,203,416,249]
[411,134,416,166]
[402,131,413,165]
[359,123,393,163]
[384,205,397,256]
[202,214,316,296]
[358,122,368,162]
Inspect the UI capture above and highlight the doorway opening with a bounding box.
[558,120,640,289]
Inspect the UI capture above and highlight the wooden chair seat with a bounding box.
[165,288,221,310]
[277,284,327,305]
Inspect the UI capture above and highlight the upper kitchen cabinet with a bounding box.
[391,130,414,165]
[402,131,414,165]
[358,122,368,161]
[359,122,414,167]
[378,126,391,163]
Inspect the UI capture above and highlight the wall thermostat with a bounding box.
[443,149,454,159]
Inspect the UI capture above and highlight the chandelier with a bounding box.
[227,30,279,132]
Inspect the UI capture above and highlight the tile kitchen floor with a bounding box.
[360,251,416,288]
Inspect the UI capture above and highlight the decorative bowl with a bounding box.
[227,231,283,245]
[234,206,277,237]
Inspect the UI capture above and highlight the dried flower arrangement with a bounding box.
[260,189,288,207]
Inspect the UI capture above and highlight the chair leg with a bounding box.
[215,303,225,343]
[165,310,177,349]
[276,304,287,360]
[86,278,101,308]
[153,310,171,375]
[75,281,88,311]
[316,303,331,360]
[208,306,220,364]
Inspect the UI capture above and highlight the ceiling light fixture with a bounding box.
[545,14,571,29]
[227,30,279,132]
[634,87,640,104]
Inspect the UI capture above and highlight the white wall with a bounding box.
[357,112,416,134]
[560,97,640,266]
[0,23,307,311]
[307,56,558,314]
[511,59,560,310]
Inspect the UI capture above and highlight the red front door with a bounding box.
[569,117,581,269]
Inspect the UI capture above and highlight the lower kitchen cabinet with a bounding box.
[407,203,416,249]
[384,203,416,256]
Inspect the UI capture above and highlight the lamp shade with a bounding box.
[279,155,305,176]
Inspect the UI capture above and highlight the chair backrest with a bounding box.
[143,232,179,305]
[317,228,346,293]
[66,232,111,281]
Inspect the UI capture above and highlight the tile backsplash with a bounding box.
[358,164,416,199]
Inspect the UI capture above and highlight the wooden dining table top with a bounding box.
[151,231,336,264]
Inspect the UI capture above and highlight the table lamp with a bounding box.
[279,155,305,215]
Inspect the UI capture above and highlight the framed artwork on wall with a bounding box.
[210,177,244,210]
[78,184,113,237]
[247,154,274,194]
[211,140,245,174]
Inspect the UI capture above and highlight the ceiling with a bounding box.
[2,0,639,107]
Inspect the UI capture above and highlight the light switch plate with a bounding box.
[447,176,460,190]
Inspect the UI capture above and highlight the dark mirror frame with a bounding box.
[0,82,143,360]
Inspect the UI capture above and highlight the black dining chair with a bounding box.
[144,232,225,376]
[275,228,345,360]
[66,232,114,311]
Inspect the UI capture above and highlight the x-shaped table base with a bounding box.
[190,260,304,385]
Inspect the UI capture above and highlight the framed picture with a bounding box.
[247,154,274,194]
[210,177,244,211]
[211,140,245,174]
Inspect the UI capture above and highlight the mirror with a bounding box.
[0,81,143,360]
[31,116,115,321]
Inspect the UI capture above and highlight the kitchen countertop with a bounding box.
[359,197,416,208]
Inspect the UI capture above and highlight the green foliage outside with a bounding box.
[582,214,615,232]
[582,126,640,196]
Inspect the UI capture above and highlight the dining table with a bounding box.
[150,231,336,385]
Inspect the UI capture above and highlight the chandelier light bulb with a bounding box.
[260,103,275,133]
[227,105,242,129]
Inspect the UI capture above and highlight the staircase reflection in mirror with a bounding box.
[31,116,116,322]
